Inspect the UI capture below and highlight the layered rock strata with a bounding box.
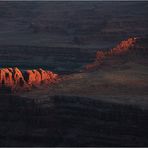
[85,37,148,70]
[0,68,58,92]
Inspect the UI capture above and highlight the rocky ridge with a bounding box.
[85,37,148,70]
[0,67,58,92]
[1,37,147,92]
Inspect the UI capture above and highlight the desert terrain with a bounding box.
[0,1,148,147]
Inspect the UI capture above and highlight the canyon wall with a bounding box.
[85,37,148,70]
[0,68,58,92]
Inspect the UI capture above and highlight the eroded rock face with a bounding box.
[0,68,14,89]
[0,68,58,92]
[109,37,137,56]
[85,37,147,71]
[23,68,58,87]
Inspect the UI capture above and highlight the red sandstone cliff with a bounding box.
[85,37,147,70]
[1,37,147,92]
[0,68,58,92]
[109,37,137,56]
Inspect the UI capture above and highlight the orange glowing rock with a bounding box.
[95,51,105,63]
[13,67,26,85]
[23,68,58,87]
[38,68,58,83]
[0,67,30,91]
[110,37,137,56]
[85,37,138,71]
[0,68,14,88]
[0,67,58,92]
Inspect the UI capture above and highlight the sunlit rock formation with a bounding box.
[0,67,58,92]
[109,37,137,56]
[85,37,148,70]
[23,68,58,87]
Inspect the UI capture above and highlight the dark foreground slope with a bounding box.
[0,94,148,146]
[13,37,148,146]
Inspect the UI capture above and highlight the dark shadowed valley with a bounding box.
[0,1,148,147]
[0,1,148,73]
